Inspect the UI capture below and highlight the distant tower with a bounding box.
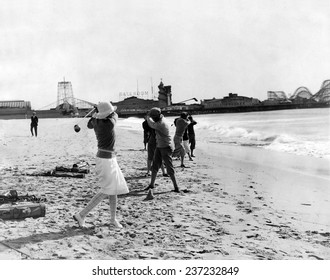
[158,79,172,107]
[150,77,154,99]
[57,78,76,110]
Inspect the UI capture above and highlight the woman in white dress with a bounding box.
[73,102,129,228]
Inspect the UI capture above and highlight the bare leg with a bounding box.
[146,159,152,175]
[161,162,168,176]
[109,195,122,228]
[74,192,108,227]
[169,173,179,192]
[150,170,157,188]
[79,192,107,218]
[180,154,185,167]
[161,153,179,192]
[144,170,158,199]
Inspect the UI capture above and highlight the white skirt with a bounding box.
[95,157,129,195]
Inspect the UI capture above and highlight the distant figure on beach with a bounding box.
[142,116,150,150]
[187,115,197,157]
[30,112,38,137]
[146,123,168,177]
[144,107,180,198]
[73,102,129,228]
[172,112,189,167]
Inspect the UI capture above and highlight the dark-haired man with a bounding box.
[30,112,38,137]
[145,107,179,198]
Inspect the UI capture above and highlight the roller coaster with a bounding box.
[268,80,330,103]
[313,80,330,102]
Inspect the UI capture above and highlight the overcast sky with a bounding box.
[1,0,329,109]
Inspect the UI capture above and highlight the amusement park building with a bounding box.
[201,93,261,108]
[112,80,173,116]
[0,100,32,118]
[113,96,159,115]
[0,100,31,109]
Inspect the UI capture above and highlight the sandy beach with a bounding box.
[1,117,330,260]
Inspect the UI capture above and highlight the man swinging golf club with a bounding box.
[73,101,129,228]
[144,107,180,200]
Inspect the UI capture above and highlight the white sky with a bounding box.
[0,0,329,109]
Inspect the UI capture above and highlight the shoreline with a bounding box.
[196,141,330,229]
[1,119,330,260]
[1,103,329,120]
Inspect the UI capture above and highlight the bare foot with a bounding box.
[110,219,123,228]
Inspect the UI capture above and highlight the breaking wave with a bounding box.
[117,109,330,159]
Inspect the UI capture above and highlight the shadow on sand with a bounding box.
[0,225,96,259]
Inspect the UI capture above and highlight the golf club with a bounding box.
[74,107,96,132]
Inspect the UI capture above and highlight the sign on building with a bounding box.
[119,91,149,100]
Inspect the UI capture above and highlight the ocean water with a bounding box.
[119,108,330,159]
[1,108,329,159]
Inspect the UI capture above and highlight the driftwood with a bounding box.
[26,170,85,178]
[0,194,46,205]
[0,203,46,220]
[24,162,89,178]
[55,166,90,174]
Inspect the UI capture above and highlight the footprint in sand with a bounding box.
[308,254,324,260]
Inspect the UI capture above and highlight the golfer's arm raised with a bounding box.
[108,112,118,125]
[87,116,95,129]
[87,112,118,129]
[146,116,158,129]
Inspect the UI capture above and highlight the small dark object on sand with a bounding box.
[74,125,81,132]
